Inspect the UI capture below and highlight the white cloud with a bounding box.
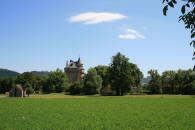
[118,34,137,39]
[69,12,127,24]
[136,34,146,39]
[127,29,138,34]
[119,28,146,39]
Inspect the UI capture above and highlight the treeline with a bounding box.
[147,69,195,95]
[0,53,143,96]
[70,52,143,95]
[0,69,69,95]
[0,52,194,95]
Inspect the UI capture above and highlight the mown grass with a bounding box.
[0,95,194,130]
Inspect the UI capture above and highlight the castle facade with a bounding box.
[64,58,84,84]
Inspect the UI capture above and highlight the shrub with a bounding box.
[26,87,34,96]
[69,82,83,95]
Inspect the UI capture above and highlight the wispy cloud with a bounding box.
[119,28,146,39]
[69,12,127,24]
[118,34,137,39]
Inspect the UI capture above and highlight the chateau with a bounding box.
[64,58,84,84]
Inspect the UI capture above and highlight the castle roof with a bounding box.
[66,58,83,69]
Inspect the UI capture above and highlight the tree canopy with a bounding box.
[162,0,195,69]
[148,70,162,94]
[16,72,37,90]
[83,68,102,95]
[45,69,69,93]
[94,65,109,88]
[148,69,195,94]
[108,52,143,96]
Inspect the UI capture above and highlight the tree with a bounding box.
[188,70,195,94]
[83,68,102,95]
[46,69,69,93]
[162,0,195,69]
[40,76,50,93]
[148,70,162,94]
[175,69,186,94]
[129,63,143,88]
[69,82,83,95]
[26,84,34,96]
[108,52,143,96]
[162,70,177,94]
[33,75,43,92]
[185,80,195,94]
[16,72,37,91]
[0,77,16,94]
[182,69,195,94]
[94,65,109,88]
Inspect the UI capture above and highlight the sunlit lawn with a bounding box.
[0,94,194,130]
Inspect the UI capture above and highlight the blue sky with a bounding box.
[0,0,194,76]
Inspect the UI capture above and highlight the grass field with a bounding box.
[0,95,195,130]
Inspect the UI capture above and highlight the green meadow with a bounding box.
[0,95,195,130]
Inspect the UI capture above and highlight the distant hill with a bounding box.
[0,68,20,78]
[141,77,151,84]
[31,71,49,76]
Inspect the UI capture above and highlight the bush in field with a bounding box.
[24,82,34,96]
[26,86,34,96]
[69,82,83,95]
[83,68,102,95]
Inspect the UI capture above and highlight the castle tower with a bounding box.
[64,57,84,84]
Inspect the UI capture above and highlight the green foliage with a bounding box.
[185,80,195,94]
[108,52,143,96]
[26,86,34,96]
[162,70,177,94]
[43,69,69,93]
[16,72,37,90]
[0,77,16,94]
[0,96,195,129]
[40,76,50,93]
[100,85,113,95]
[147,69,195,95]
[16,72,45,93]
[137,86,143,94]
[162,0,195,69]
[94,65,109,88]
[142,84,151,94]
[69,82,83,95]
[83,68,102,95]
[183,70,195,94]
[33,75,43,92]
[162,69,195,94]
[148,70,162,94]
